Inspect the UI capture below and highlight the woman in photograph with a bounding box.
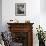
[17,5,24,14]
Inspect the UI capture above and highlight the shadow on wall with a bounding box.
[40,0,46,14]
[0,0,2,32]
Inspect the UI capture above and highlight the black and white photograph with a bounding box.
[15,3,26,16]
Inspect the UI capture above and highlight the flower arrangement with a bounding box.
[36,25,45,42]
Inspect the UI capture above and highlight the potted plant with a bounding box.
[36,25,45,46]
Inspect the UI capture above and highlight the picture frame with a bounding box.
[15,3,26,16]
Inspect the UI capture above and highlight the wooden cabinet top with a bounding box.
[7,23,34,25]
[7,23,34,32]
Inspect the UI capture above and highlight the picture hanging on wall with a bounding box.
[15,3,26,16]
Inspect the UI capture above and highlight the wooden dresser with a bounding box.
[7,23,34,46]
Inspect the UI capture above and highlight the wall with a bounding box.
[2,0,40,30]
[0,0,2,32]
[40,0,46,13]
[40,0,46,32]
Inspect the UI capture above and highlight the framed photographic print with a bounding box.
[15,3,26,16]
